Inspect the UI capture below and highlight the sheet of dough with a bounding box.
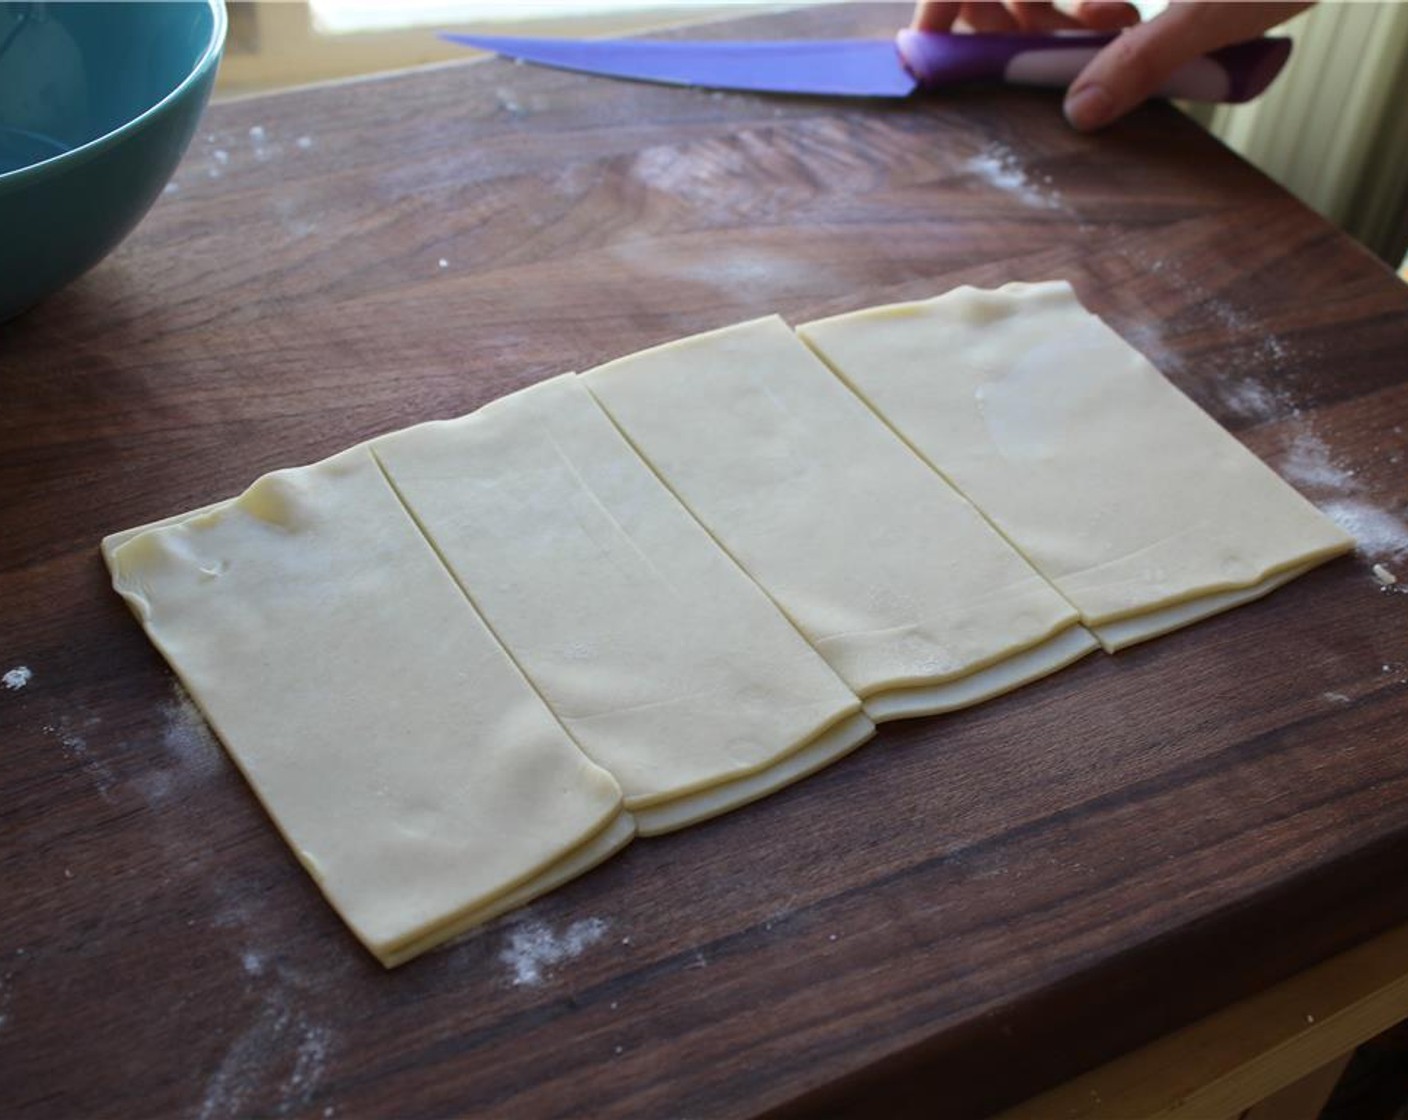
[108,446,629,967]
[582,316,1087,708]
[798,281,1354,651]
[372,374,871,833]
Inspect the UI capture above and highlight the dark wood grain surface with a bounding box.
[4,4,1407,1117]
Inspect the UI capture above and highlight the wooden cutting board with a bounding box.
[4,4,1407,1117]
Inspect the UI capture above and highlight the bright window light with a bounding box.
[309,1,782,36]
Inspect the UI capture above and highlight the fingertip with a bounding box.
[1073,1,1141,31]
[1011,1,1085,32]
[1064,83,1115,131]
[910,1,962,31]
[1063,15,1180,131]
[960,2,1021,33]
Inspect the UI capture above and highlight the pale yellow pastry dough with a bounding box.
[628,710,875,833]
[1087,562,1321,650]
[799,281,1354,651]
[862,623,1098,721]
[372,375,871,833]
[103,282,1352,967]
[582,316,1087,707]
[108,447,629,967]
[102,500,229,563]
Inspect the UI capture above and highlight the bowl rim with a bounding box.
[0,0,228,186]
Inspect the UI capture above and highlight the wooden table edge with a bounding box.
[995,918,1408,1119]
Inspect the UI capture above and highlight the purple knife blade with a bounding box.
[441,33,916,98]
[443,30,1291,105]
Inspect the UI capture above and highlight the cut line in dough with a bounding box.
[101,281,1359,968]
[633,710,875,835]
[583,315,1083,713]
[108,447,627,967]
[798,281,1354,639]
[863,624,1099,722]
[371,374,865,827]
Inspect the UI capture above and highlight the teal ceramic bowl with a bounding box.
[0,1,226,321]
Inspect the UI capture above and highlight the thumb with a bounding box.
[1063,2,1306,131]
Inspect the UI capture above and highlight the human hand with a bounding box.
[1061,2,1310,129]
[911,2,1141,36]
[911,2,1311,131]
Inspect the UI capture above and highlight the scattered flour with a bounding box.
[43,714,116,802]
[1217,380,1282,423]
[1208,376,1300,426]
[273,196,317,240]
[160,683,222,770]
[1122,250,1294,390]
[130,681,224,808]
[610,237,820,303]
[287,1024,331,1098]
[1198,293,1293,379]
[500,917,609,987]
[196,1002,330,1120]
[3,666,31,690]
[1279,431,1357,492]
[197,946,336,1120]
[1267,430,1408,567]
[1320,499,1408,561]
[965,143,1060,211]
[246,123,281,163]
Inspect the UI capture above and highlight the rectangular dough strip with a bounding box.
[798,282,1354,652]
[108,447,631,967]
[372,374,872,835]
[582,316,1090,715]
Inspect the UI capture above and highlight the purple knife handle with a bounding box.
[895,30,1291,103]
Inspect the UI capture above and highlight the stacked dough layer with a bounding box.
[103,280,1352,967]
[798,282,1352,649]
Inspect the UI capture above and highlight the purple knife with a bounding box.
[442,29,1291,104]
